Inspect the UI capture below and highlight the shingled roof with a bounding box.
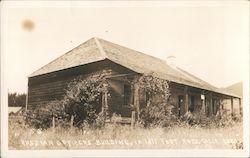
[29,37,241,98]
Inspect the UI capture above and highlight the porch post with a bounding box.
[130,84,134,106]
[134,83,140,120]
[221,98,225,115]
[218,99,222,118]
[239,98,242,116]
[201,90,206,116]
[231,97,234,117]
[209,93,213,117]
[184,86,188,114]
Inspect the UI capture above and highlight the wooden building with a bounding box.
[27,37,242,118]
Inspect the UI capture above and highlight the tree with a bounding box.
[8,92,26,107]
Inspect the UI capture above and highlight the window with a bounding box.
[123,84,131,106]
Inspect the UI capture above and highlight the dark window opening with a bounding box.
[123,84,131,106]
[189,96,195,112]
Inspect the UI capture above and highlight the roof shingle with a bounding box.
[29,37,241,98]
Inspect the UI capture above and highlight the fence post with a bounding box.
[131,111,135,128]
[70,115,74,128]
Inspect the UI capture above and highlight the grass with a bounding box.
[9,120,243,150]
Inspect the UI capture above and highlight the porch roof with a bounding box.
[29,37,241,98]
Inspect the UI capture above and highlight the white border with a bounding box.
[1,1,249,157]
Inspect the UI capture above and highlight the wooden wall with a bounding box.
[28,59,234,118]
[27,59,136,109]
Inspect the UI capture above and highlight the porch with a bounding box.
[100,73,242,124]
[101,73,140,122]
[169,82,242,118]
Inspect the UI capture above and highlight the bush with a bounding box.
[179,107,241,128]
[24,100,68,129]
[25,71,110,129]
[133,74,175,128]
[140,103,174,128]
[215,109,235,127]
[93,112,106,128]
[63,71,109,127]
[110,113,122,124]
[181,111,197,125]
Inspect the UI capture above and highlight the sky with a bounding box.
[1,1,249,93]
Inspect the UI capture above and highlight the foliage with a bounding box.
[24,100,68,129]
[110,113,122,124]
[24,71,110,129]
[133,74,174,128]
[93,112,106,128]
[8,92,26,107]
[139,103,174,128]
[135,73,170,99]
[180,107,242,128]
[62,71,109,127]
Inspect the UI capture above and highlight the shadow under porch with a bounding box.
[169,82,242,118]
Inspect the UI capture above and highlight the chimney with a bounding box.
[166,55,177,68]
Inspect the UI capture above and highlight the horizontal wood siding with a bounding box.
[28,59,225,118]
[28,59,136,110]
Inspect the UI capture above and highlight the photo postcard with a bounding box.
[1,1,249,157]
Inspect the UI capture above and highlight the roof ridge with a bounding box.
[94,37,107,59]
[97,37,169,64]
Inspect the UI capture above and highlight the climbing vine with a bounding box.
[63,71,110,127]
[132,73,174,128]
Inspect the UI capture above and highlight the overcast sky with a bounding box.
[1,1,249,93]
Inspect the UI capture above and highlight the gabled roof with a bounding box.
[222,82,243,97]
[29,37,241,98]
